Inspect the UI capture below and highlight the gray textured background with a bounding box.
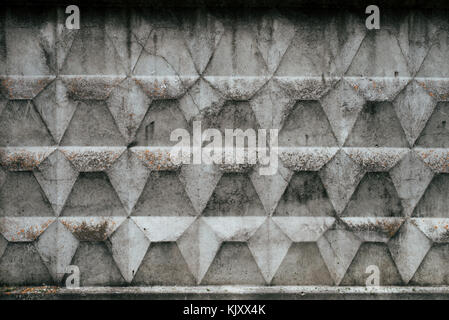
[0,4,449,293]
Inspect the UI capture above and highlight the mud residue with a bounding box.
[0,149,50,171]
[133,148,180,171]
[61,220,113,241]
[345,219,403,238]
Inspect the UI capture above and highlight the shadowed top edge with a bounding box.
[3,0,449,9]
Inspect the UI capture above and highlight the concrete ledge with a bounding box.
[2,286,449,299]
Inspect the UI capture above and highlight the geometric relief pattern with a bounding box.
[1,7,449,287]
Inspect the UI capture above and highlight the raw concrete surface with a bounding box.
[0,3,449,299]
[4,286,449,300]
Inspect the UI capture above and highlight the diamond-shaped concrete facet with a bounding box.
[35,220,79,282]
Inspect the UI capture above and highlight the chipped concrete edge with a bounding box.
[2,286,449,299]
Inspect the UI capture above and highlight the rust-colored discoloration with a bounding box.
[1,77,15,99]
[0,148,54,171]
[416,79,449,101]
[345,218,403,238]
[15,220,52,241]
[61,219,115,241]
[417,81,437,99]
[416,149,449,173]
[0,218,54,242]
[1,153,40,171]
[0,77,54,100]
[134,78,169,98]
[133,148,181,171]
[19,286,58,295]
[345,78,408,101]
[63,76,124,101]
[0,286,58,296]
[411,219,449,243]
[275,77,336,100]
[60,148,124,172]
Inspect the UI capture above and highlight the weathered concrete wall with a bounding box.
[0,4,449,290]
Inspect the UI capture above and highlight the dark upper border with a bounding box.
[2,0,449,8]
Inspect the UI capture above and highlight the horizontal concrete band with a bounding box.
[2,286,449,299]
